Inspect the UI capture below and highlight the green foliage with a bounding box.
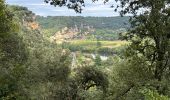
[89,29,121,41]
[115,1,170,98]
[105,54,153,100]
[8,5,35,23]
[0,1,28,99]
[0,0,15,37]
[140,88,169,100]
[0,5,111,99]
[94,55,102,66]
[2,0,170,99]
[118,0,170,81]
[36,16,129,39]
[37,16,129,30]
[75,66,108,95]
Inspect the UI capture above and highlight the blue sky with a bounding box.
[6,0,120,17]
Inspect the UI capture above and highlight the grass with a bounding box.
[68,40,128,48]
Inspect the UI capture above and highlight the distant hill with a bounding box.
[36,16,130,41]
[36,16,130,30]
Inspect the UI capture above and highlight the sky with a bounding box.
[6,0,120,17]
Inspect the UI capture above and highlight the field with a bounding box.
[68,40,128,48]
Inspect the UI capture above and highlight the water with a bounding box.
[91,54,108,61]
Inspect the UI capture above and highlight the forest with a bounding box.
[0,0,170,100]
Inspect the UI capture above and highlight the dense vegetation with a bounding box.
[0,3,111,100]
[0,0,170,100]
[37,16,129,30]
[36,16,129,39]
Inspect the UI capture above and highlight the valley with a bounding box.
[35,15,129,68]
[1,1,169,99]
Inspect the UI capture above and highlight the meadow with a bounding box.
[69,40,128,48]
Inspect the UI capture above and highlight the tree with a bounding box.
[95,55,102,66]
[117,0,170,94]
[96,37,101,48]
[113,0,170,97]
[44,0,85,13]
[118,0,170,81]
[0,0,17,37]
[0,0,28,99]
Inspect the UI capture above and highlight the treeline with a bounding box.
[37,16,129,30]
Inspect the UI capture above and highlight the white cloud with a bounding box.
[51,9,66,12]
[6,0,119,17]
[27,3,49,6]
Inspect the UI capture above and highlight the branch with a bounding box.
[85,83,97,90]
[115,84,135,99]
[163,55,169,70]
